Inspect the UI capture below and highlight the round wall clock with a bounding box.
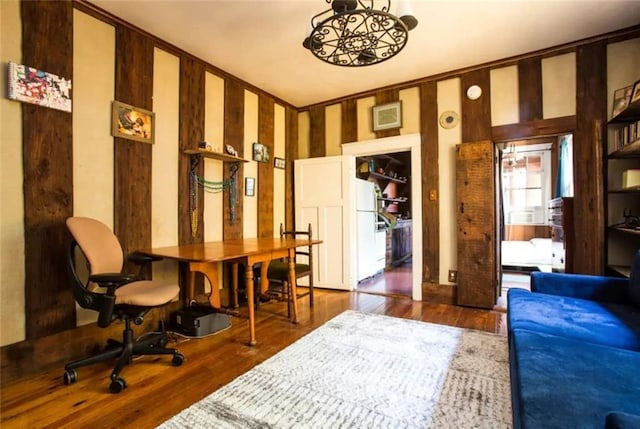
[439,110,460,129]
[466,85,482,100]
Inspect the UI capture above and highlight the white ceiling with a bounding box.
[90,0,640,107]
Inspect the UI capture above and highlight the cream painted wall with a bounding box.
[72,11,115,227]
[1,0,25,346]
[204,72,225,243]
[490,65,519,126]
[72,11,116,326]
[273,104,286,235]
[151,48,180,286]
[243,90,259,238]
[399,87,420,135]
[357,96,376,141]
[542,53,576,119]
[298,111,310,160]
[324,103,342,156]
[607,38,640,124]
[437,78,462,286]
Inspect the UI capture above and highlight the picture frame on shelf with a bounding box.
[372,101,402,131]
[274,157,286,169]
[252,142,269,162]
[612,85,633,118]
[111,101,155,144]
[245,177,255,197]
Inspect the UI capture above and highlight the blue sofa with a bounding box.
[507,250,640,429]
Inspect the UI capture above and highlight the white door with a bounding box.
[294,156,351,290]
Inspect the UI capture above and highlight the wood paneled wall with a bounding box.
[341,99,358,144]
[574,41,607,275]
[461,69,492,142]
[374,89,400,139]
[517,58,543,122]
[114,27,154,267]
[223,79,245,240]
[21,0,75,340]
[309,106,326,158]
[419,81,439,284]
[285,107,298,230]
[258,95,275,238]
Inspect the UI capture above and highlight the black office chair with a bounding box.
[264,223,314,317]
[64,217,184,393]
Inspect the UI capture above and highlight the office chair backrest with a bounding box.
[67,217,124,275]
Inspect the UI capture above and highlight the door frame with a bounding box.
[342,133,423,301]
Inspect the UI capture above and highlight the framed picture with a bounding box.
[252,142,269,162]
[631,80,640,105]
[274,157,286,169]
[612,85,633,118]
[372,101,402,131]
[245,177,255,196]
[111,101,155,144]
[7,62,72,112]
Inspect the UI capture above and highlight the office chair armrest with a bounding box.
[89,273,138,288]
[128,252,163,265]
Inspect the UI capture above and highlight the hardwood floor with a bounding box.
[356,265,413,297]
[0,290,507,429]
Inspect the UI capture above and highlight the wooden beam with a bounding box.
[309,106,326,158]
[491,116,576,142]
[257,95,275,238]
[285,107,298,230]
[518,57,543,122]
[223,79,245,240]
[461,69,492,142]
[21,0,75,339]
[419,81,439,285]
[341,99,358,144]
[574,41,607,275]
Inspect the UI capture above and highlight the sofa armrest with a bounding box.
[605,412,640,429]
[530,272,629,303]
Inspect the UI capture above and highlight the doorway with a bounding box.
[354,151,412,298]
[342,134,423,301]
[495,134,574,307]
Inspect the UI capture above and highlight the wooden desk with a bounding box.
[137,238,321,345]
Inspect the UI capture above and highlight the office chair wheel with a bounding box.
[171,353,184,366]
[109,377,127,394]
[63,369,78,385]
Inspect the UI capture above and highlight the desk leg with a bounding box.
[187,271,196,306]
[288,249,299,324]
[231,262,239,308]
[189,262,221,308]
[245,264,257,346]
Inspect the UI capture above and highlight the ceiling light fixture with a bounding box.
[303,0,418,67]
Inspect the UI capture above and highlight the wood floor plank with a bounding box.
[0,290,506,429]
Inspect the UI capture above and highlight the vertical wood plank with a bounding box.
[518,57,543,122]
[374,89,401,139]
[341,99,357,144]
[461,69,492,142]
[114,26,154,263]
[21,0,75,339]
[223,79,245,240]
[258,95,275,238]
[456,141,496,309]
[309,106,326,158]
[419,81,439,286]
[178,56,205,246]
[285,106,298,230]
[575,42,606,275]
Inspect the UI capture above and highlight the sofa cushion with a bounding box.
[508,288,640,350]
[511,329,640,429]
[629,250,640,307]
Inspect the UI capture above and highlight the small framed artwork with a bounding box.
[612,85,633,118]
[7,62,72,112]
[372,101,402,131]
[245,177,255,197]
[274,157,286,169]
[252,142,270,162]
[111,101,155,144]
[631,80,640,105]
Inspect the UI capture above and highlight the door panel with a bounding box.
[295,156,350,290]
[456,141,497,308]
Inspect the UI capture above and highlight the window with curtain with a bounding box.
[502,148,551,225]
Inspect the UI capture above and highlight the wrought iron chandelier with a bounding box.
[303,0,418,67]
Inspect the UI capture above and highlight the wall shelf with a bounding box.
[184,149,248,163]
[608,265,631,278]
[607,139,640,159]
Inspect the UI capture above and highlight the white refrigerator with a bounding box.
[356,178,386,282]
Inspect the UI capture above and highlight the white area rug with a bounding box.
[159,311,512,429]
